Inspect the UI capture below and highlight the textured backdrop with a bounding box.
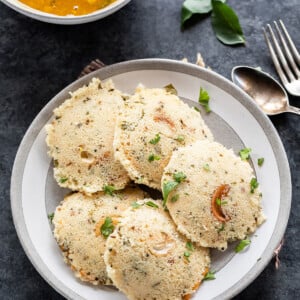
[0,0,299,299]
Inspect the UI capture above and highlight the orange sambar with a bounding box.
[19,0,116,16]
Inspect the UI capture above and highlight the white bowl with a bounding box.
[0,0,131,24]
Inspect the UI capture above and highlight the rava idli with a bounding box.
[113,85,213,190]
[161,140,265,250]
[52,187,147,285]
[104,199,210,300]
[46,78,130,194]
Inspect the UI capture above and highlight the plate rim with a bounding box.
[10,58,292,300]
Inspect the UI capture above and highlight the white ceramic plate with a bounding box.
[0,0,130,25]
[11,59,291,300]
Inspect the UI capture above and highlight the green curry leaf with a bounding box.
[211,0,245,45]
[181,0,215,26]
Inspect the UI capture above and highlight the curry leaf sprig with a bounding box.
[181,0,245,46]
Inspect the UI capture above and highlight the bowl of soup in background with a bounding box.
[0,0,131,24]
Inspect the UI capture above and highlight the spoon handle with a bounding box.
[287,105,300,115]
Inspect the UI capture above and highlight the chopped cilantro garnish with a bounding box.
[59,177,68,183]
[203,271,216,281]
[148,154,161,162]
[175,135,185,143]
[250,178,259,193]
[131,202,142,209]
[186,241,194,252]
[162,172,187,206]
[184,251,191,258]
[103,185,116,196]
[164,83,178,95]
[173,172,186,183]
[239,147,252,160]
[101,217,115,238]
[235,238,251,253]
[217,223,225,233]
[48,213,54,223]
[258,157,264,166]
[216,198,227,206]
[150,133,161,145]
[171,194,179,202]
[162,181,179,206]
[203,163,210,171]
[145,201,159,208]
[199,87,211,112]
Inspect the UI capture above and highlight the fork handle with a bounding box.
[287,105,300,115]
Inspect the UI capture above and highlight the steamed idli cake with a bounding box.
[46,78,130,194]
[52,187,147,285]
[114,85,213,190]
[104,200,210,300]
[161,140,265,250]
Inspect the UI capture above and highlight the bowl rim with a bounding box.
[0,0,131,24]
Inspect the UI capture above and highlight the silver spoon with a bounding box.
[231,66,300,115]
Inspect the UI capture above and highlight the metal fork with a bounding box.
[263,20,300,96]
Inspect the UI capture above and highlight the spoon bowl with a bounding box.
[231,66,300,116]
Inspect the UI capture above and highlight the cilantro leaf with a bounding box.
[150,133,161,145]
[103,185,116,196]
[216,198,227,206]
[235,238,251,252]
[186,241,194,252]
[48,213,54,223]
[239,147,252,160]
[258,157,264,166]
[163,172,187,206]
[211,0,245,45]
[199,87,211,112]
[164,84,178,95]
[217,223,225,233]
[173,172,187,183]
[59,177,68,184]
[184,251,191,261]
[101,217,115,238]
[131,202,142,209]
[203,163,210,171]
[203,270,216,281]
[148,154,161,162]
[162,181,179,206]
[175,135,185,143]
[184,251,191,257]
[145,201,159,208]
[250,178,259,193]
[171,194,179,202]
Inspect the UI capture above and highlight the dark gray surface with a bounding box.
[0,0,299,299]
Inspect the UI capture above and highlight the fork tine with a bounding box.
[279,20,300,66]
[267,24,295,82]
[263,27,288,85]
[274,21,300,78]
